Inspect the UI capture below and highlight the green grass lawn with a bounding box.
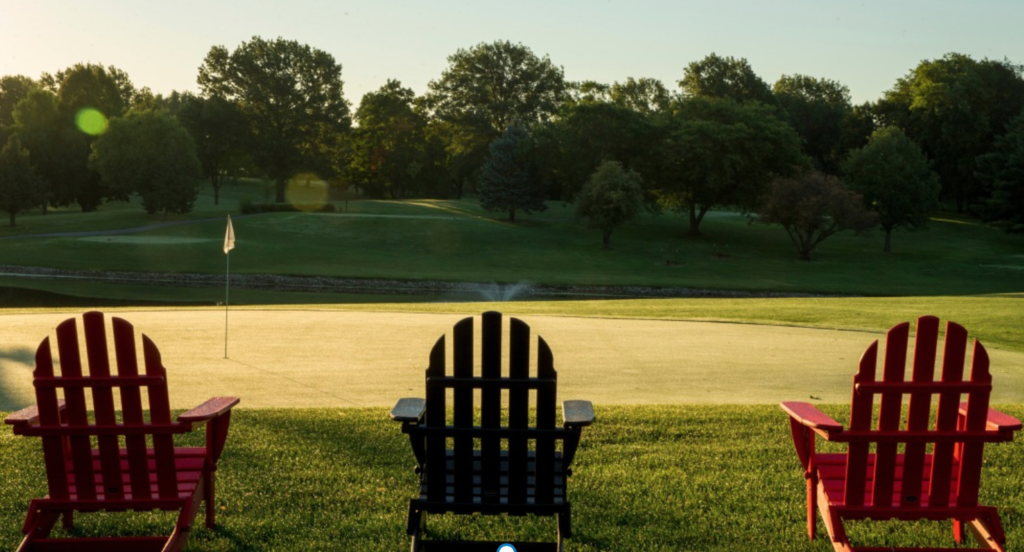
[2,406,1022,551]
[1,180,1022,299]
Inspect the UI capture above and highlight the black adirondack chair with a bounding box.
[390,311,595,552]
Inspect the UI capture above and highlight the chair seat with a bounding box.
[56,447,207,504]
[417,450,567,510]
[816,453,960,508]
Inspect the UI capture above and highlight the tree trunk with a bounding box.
[884,228,892,253]
[509,208,516,222]
[602,230,611,249]
[275,177,286,203]
[799,248,812,262]
[687,203,701,237]
[212,175,221,206]
[9,212,15,227]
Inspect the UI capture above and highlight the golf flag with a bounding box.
[224,215,235,254]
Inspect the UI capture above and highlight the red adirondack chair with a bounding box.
[4,311,239,552]
[781,316,1021,552]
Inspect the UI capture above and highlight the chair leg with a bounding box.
[954,518,964,544]
[205,469,216,529]
[807,473,817,540]
[966,509,1007,551]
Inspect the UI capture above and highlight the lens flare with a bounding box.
[285,173,328,211]
[75,108,108,135]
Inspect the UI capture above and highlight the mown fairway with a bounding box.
[0,179,1022,299]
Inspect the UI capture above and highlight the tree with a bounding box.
[757,171,876,261]
[773,74,853,174]
[576,160,644,248]
[349,80,432,199]
[976,111,1024,232]
[876,54,1024,211]
[610,77,671,114]
[478,125,546,222]
[546,102,654,200]
[0,75,37,128]
[90,110,201,215]
[198,36,352,203]
[653,97,805,236]
[12,89,90,212]
[426,41,567,199]
[427,41,568,135]
[678,53,774,104]
[0,135,42,226]
[844,127,941,253]
[174,92,247,205]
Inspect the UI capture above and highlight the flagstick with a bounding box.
[224,250,230,359]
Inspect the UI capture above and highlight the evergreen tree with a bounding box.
[478,125,546,221]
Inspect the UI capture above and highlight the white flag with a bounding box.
[223,215,235,254]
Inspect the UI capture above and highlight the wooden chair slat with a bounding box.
[452,316,474,503]
[55,319,99,502]
[83,312,127,501]
[34,339,71,501]
[534,336,556,505]
[872,322,909,507]
[845,340,877,507]
[900,316,939,508]
[480,312,502,505]
[507,317,530,505]
[956,340,991,508]
[928,321,969,507]
[112,317,151,501]
[425,337,447,501]
[141,335,178,499]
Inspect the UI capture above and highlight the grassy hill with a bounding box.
[0,178,1022,302]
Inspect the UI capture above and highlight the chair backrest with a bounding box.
[843,315,995,509]
[29,311,186,503]
[421,311,564,506]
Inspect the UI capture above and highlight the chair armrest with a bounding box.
[562,400,595,428]
[390,398,426,422]
[4,400,66,427]
[178,397,240,423]
[959,402,1023,432]
[780,402,844,433]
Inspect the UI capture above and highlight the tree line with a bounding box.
[0,38,1022,259]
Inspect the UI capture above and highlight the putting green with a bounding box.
[1,309,1021,410]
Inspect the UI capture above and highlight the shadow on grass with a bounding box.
[0,345,38,411]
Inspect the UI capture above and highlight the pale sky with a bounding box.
[1,0,1022,107]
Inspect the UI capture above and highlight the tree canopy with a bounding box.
[198,36,351,202]
[427,41,568,135]
[174,92,247,205]
[90,110,202,215]
[773,74,853,174]
[876,54,1024,211]
[844,126,940,252]
[0,135,41,226]
[12,89,90,212]
[678,53,774,104]
[653,97,805,236]
[0,75,37,128]
[757,171,875,260]
[976,111,1024,232]
[575,160,644,248]
[349,80,437,199]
